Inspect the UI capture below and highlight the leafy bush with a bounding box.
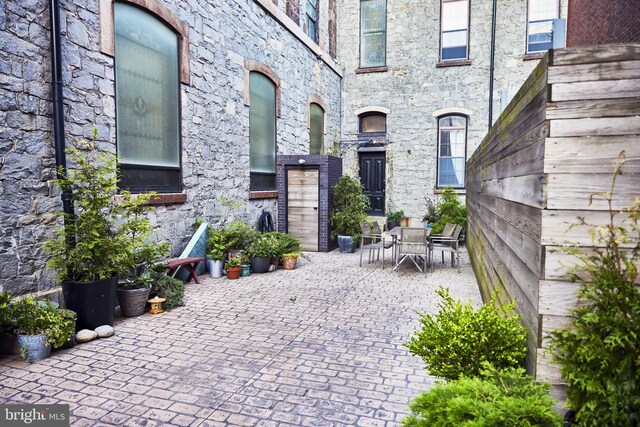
[224,221,259,250]
[549,162,640,426]
[151,276,184,310]
[207,228,228,261]
[387,210,404,223]
[245,234,280,258]
[263,232,303,256]
[406,286,527,381]
[8,298,75,350]
[330,175,370,238]
[403,365,562,427]
[427,187,467,235]
[0,292,12,329]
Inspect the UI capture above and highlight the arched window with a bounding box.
[250,72,277,191]
[114,2,181,193]
[437,115,467,188]
[309,103,325,154]
[359,112,386,134]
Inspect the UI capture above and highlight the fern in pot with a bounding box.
[43,129,164,330]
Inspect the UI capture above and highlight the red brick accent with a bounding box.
[567,0,640,47]
[286,0,300,25]
[328,0,337,58]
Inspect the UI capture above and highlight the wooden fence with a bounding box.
[466,44,640,394]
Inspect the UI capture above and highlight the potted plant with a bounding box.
[246,234,279,273]
[282,252,301,270]
[386,209,404,231]
[225,258,241,280]
[9,298,74,362]
[225,221,259,260]
[150,274,185,310]
[207,228,227,279]
[43,129,163,330]
[117,272,153,317]
[0,292,18,354]
[329,175,370,253]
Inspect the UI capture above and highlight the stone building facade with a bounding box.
[337,0,568,219]
[0,0,342,294]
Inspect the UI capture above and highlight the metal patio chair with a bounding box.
[429,224,463,273]
[394,227,429,274]
[359,221,393,268]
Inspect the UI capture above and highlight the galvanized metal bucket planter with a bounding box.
[17,334,51,362]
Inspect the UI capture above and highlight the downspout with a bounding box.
[49,0,74,233]
[488,0,498,130]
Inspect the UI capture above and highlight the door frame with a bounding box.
[358,151,386,216]
[285,166,320,251]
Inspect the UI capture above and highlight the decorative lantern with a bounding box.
[147,297,166,314]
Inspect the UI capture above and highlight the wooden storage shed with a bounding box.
[277,155,342,252]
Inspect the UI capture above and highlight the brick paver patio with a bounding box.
[0,249,481,426]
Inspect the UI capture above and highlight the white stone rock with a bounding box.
[95,325,114,338]
[76,329,98,343]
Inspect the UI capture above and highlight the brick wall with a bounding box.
[567,0,640,47]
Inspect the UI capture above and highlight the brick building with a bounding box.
[567,0,640,47]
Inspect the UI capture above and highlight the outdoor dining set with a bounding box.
[359,221,463,273]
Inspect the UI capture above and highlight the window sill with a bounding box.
[522,53,545,61]
[434,188,466,195]
[113,192,187,205]
[249,191,278,200]
[356,66,388,74]
[436,60,472,68]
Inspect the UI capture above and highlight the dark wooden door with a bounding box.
[359,152,386,215]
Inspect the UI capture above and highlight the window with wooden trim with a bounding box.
[360,0,386,68]
[304,0,319,43]
[309,103,325,155]
[527,0,558,54]
[440,0,469,61]
[250,72,277,191]
[114,2,181,193]
[437,115,467,188]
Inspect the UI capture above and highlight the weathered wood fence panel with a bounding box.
[466,44,640,391]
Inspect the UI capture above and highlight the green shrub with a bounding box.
[428,187,467,235]
[387,210,404,223]
[549,163,640,426]
[245,234,280,258]
[151,276,184,310]
[406,286,527,381]
[263,232,303,256]
[224,221,259,250]
[330,175,370,238]
[8,298,75,351]
[403,365,562,427]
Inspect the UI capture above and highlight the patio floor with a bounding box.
[0,248,481,426]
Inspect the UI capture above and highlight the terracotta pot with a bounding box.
[283,257,297,270]
[226,266,241,280]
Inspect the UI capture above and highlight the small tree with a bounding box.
[428,187,467,235]
[549,155,640,426]
[329,175,370,238]
[406,286,527,381]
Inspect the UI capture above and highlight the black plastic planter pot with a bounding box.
[62,276,118,331]
[250,257,271,273]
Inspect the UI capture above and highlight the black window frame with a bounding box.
[114,1,183,194]
[304,0,319,44]
[249,71,278,192]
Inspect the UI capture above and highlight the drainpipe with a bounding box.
[49,0,74,236]
[488,0,498,130]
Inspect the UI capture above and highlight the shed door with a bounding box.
[287,168,319,251]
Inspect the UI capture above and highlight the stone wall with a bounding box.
[0,0,342,294]
[337,0,567,220]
